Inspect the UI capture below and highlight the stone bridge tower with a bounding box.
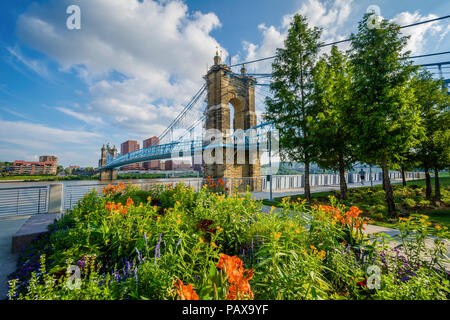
[203,52,261,186]
[99,144,118,180]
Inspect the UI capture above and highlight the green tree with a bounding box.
[264,14,322,203]
[410,70,449,202]
[430,125,450,202]
[348,14,422,218]
[311,46,354,199]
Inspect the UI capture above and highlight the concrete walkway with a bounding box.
[0,215,30,300]
[251,178,396,200]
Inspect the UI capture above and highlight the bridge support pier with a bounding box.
[98,143,118,181]
[99,168,118,181]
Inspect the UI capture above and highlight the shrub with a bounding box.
[8,183,449,300]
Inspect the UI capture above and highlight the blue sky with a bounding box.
[0,0,449,167]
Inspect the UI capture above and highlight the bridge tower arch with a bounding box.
[99,144,118,180]
[203,52,261,181]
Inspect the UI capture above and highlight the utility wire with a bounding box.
[230,14,450,67]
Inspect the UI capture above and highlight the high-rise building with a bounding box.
[143,137,160,170]
[120,140,142,171]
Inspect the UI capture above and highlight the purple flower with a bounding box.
[154,233,163,265]
[400,276,410,282]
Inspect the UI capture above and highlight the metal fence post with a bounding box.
[38,188,41,214]
[16,189,19,215]
[48,184,63,214]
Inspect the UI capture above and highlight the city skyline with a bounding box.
[1,0,449,167]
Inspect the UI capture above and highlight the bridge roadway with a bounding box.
[102,122,275,170]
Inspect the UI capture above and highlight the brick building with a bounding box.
[39,155,58,163]
[120,140,142,171]
[11,155,58,175]
[164,160,192,171]
[143,136,161,170]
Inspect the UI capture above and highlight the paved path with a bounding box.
[0,215,30,300]
[251,178,392,200]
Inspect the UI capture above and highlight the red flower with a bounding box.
[126,197,134,207]
[217,254,254,300]
[174,279,199,300]
[356,278,367,287]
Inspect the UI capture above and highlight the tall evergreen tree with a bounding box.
[410,71,449,201]
[349,14,421,218]
[264,14,322,203]
[311,46,354,200]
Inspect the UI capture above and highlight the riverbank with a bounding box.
[0,173,201,183]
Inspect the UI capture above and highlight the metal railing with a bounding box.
[0,186,48,217]
[0,171,427,215]
[62,178,205,211]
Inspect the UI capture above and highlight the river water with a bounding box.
[0,178,203,189]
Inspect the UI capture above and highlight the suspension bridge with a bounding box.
[98,15,450,181]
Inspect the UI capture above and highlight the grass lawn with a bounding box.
[0,175,58,181]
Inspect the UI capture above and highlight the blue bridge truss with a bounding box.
[102,122,275,169]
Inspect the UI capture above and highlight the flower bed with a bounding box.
[8,183,450,300]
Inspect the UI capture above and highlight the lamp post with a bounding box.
[268,131,273,201]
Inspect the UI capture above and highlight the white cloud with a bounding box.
[6,46,49,78]
[391,12,443,55]
[15,0,225,139]
[0,118,101,149]
[0,118,103,166]
[56,107,105,125]
[240,0,354,74]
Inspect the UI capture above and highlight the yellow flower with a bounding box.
[176,201,181,206]
[435,225,442,230]
[139,203,143,208]
[176,219,182,225]
[211,242,217,248]
[195,249,200,253]
[177,214,181,218]
[216,226,223,232]
[199,237,204,243]
[274,232,282,240]
[295,229,300,234]
[271,206,276,212]
[147,196,152,202]
[310,245,316,250]
[157,216,161,222]
[317,250,326,260]
[139,228,144,233]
